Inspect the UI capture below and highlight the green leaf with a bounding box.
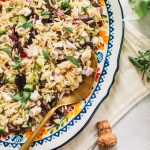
[42,50,52,61]
[0,48,12,56]
[101,15,107,18]
[129,49,150,81]
[13,63,21,70]
[42,10,50,18]
[13,56,21,63]
[63,26,73,33]
[82,6,88,13]
[60,0,69,10]
[129,0,150,18]
[66,56,80,67]
[21,22,32,29]
[128,56,142,69]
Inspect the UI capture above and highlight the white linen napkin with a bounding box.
[59,23,150,150]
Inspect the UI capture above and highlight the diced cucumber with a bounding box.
[22,91,30,101]
[43,94,51,102]
[36,57,45,67]
[11,92,21,101]
[8,75,16,84]
[0,126,5,134]
[18,15,27,24]
[34,60,40,71]
[26,73,36,84]
[23,84,34,92]
[69,2,74,9]
[53,119,61,125]
[93,28,100,35]
[20,91,30,108]
[0,26,5,35]
[10,16,18,23]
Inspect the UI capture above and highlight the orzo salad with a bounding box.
[0,0,104,134]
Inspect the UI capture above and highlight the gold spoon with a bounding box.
[19,51,97,150]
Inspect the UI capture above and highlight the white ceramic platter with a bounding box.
[0,0,124,149]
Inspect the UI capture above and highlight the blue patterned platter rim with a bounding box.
[0,0,124,149]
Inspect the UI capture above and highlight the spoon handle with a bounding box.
[19,107,57,150]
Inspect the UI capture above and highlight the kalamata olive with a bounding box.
[39,80,46,88]
[15,74,26,90]
[92,1,99,7]
[31,13,39,20]
[89,22,96,28]
[0,73,5,87]
[57,107,65,115]
[10,34,18,42]
[26,28,38,46]
[56,31,62,36]
[0,82,4,88]
[0,6,2,13]
[81,42,94,49]
[17,43,23,54]
[42,17,53,23]
[13,42,23,54]
[45,0,54,12]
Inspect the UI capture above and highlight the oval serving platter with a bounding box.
[0,0,124,149]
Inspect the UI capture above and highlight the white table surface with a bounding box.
[94,0,150,150]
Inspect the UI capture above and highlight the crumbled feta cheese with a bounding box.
[57,61,69,69]
[92,37,99,45]
[16,27,26,36]
[72,6,78,18]
[36,20,43,25]
[82,67,93,76]
[0,67,3,73]
[53,42,63,48]
[25,46,39,57]
[29,106,42,117]
[50,76,54,80]
[77,67,82,74]
[82,0,90,7]
[30,90,41,101]
[19,7,32,17]
[13,118,24,125]
[21,58,30,65]
[35,20,45,31]
[5,108,17,117]
[41,71,51,80]
[81,31,88,37]
[66,41,77,49]
[82,47,91,61]
[1,92,12,102]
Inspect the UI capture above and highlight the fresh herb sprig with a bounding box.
[129,0,150,19]
[129,50,150,81]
